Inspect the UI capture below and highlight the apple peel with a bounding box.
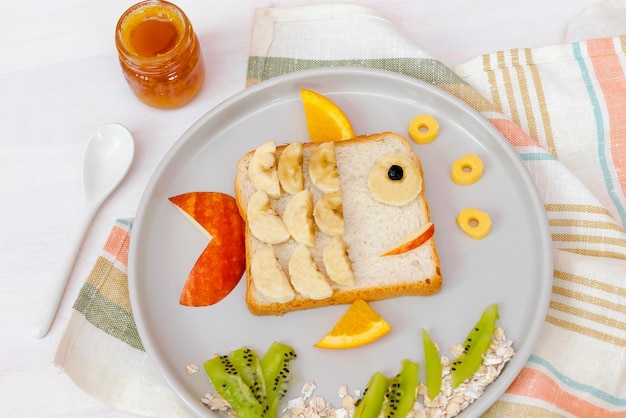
[381,222,434,256]
[169,192,246,307]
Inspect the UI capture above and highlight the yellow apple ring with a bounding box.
[456,208,491,239]
[451,154,484,185]
[409,114,439,144]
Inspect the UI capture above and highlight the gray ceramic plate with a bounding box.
[128,67,552,417]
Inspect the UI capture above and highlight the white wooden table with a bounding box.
[0,0,605,416]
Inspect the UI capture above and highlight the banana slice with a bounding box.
[313,191,344,237]
[368,152,422,206]
[282,190,315,247]
[288,244,333,300]
[323,236,354,286]
[308,142,340,193]
[248,140,281,198]
[247,190,290,244]
[251,245,295,303]
[277,141,305,195]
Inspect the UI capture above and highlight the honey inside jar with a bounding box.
[115,0,205,109]
[131,18,179,57]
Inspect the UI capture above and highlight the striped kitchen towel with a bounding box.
[56,3,626,418]
[453,40,626,416]
[54,219,193,417]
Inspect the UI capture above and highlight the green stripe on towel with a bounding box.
[73,282,145,352]
[247,56,465,85]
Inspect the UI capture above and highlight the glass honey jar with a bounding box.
[115,0,205,109]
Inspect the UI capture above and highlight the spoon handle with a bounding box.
[31,201,98,339]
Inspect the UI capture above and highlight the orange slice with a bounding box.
[300,88,355,142]
[314,299,392,349]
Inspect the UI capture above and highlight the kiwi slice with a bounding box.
[261,341,297,417]
[451,303,500,388]
[354,371,389,418]
[383,359,419,418]
[229,346,268,410]
[422,328,442,400]
[204,354,266,418]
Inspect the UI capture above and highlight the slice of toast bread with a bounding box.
[235,132,442,315]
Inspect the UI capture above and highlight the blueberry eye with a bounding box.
[388,165,404,181]
[368,153,422,206]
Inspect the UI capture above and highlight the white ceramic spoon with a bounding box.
[31,123,135,339]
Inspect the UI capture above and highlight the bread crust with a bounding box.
[236,132,442,315]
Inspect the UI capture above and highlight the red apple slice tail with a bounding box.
[179,239,244,306]
[169,192,246,307]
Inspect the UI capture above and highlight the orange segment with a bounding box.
[314,299,392,349]
[300,89,355,142]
